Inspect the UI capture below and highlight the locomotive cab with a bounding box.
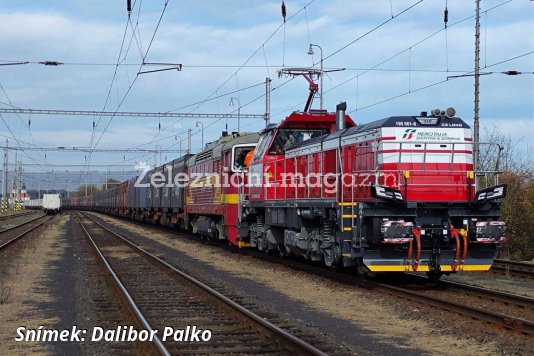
[248,110,355,202]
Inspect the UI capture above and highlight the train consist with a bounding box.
[64,103,507,278]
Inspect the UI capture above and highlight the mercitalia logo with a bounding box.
[402,129,417,139]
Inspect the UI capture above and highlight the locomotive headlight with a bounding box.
[371,186,403,202]
[445,107,456,118]
[474,184,507,203]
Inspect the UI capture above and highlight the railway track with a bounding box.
[85,212,534,337]
[78,213,327,356]
[490,259,534,281]
[400,273,534,330]
[251,251,534,336]
[0,210,39,222]
[0,214,50,250]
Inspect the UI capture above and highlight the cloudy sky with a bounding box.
[0,0,532,189]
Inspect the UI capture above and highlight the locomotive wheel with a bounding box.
[256,235,268,252]
[426,271,443,281]
[278,247,287,258]
[323,244,341,269]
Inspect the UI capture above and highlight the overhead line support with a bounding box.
[0,108,264,119]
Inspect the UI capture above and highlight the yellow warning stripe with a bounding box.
[366,264,492,272]
[461,264,492,271]
[343,227,353,231]
[342,214,358,218]
[367,265,420,272]
[338,202,358,206]
[223,194,239,204]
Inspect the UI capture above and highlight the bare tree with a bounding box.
[479,126,533,174]
[73,184,101,197]
[480,126,534,261]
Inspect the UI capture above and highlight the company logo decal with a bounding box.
[400,129,462,141]
[402,129,416,139]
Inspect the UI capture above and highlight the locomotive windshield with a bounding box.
[232,144,256,172]
[269,128,328,155]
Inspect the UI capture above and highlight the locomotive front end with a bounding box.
[351,110,507,276]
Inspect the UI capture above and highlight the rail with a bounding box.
[77,215,170,356]
[0,210,38,222]
[84,212,534,336]
[372,281,534,334]
[407,273,534,309]
[490,259,534,281]
[244,245,534,335]
[0,215,50,250]
[80,212,327,355]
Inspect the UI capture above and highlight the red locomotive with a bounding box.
[240,103,506,277]
[65,103,506,279]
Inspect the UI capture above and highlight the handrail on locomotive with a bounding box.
[239,140,505,204]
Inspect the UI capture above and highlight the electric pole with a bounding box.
[187,129,192,154]
[2,140,8,203]
[473,0,481,171]
[13,151,17,201]
[265,77,271,127]
[17,161,22,201]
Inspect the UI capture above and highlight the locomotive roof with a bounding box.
[261,110,356,134]
[348,115,470,133]
[187,132,260,166]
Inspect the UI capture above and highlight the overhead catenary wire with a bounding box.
[158,0,461,154]
[117,1,309,165]
[0,113,51,172]
[348,50,534,114]
[80,0,139,184]
[89,1,134,151]
[0,60,492,74]
[273,0,516,118]
[84,0,171,182]
[2,146,183,153]
[273,0,430,117]
[149,0,318,149]
[320,0,425,64]
[282,1,287,66]
[0,81,48,165]
[123,75,298,168]
[4,0,529,182]
[164,1,316,116]
[0,108,264,119]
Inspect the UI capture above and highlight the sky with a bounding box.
[0,0,533,190]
